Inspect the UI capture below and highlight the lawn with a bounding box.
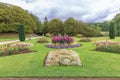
[0,37,120,77]
[0,33,18,42]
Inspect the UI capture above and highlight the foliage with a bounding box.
[0,3,40,33]
[47,18,64,35]
[95,40,120,53]
[76,34,83,38]
[79,38,91,42]
[42,16,48,34]
[37,37,49,43]
[113,13,120,36]
[89,21,110,31]
[52,36,74,45]
[30,13,42,34]
[109,22,116,39]
[18,24,25,41]
[96,44,120,54]
[46,33,52,37]
[63,17,99,36]
[0,43,33,56]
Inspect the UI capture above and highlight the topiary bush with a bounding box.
[109,22,115,39]
[79,38,91,42]
[18,24,25,41]
[37,37,49,43]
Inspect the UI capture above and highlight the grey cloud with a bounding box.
[1,0,120,22]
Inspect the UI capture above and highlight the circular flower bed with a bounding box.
[46,44,81,49]
[46,35,82,49]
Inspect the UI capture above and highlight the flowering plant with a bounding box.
[52,36,73,45]
[0,43,33,56]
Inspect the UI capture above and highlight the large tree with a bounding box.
[47,18,63,35]
[0,3,39,33]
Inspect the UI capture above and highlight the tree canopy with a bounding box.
[0,3,39,33]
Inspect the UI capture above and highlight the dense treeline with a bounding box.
[89,13,120,36]
[0,3,100,37]
[37,17,100,37]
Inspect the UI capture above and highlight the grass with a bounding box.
[0,33,18,42]
[0,38,17,42]
[0,37,120,77]
[0,33,39,42]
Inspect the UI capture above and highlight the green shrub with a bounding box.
[96,45,120,53]
[109,22,116,39]
[46,33,52,37]
[79,38,91,42]
[37,37,49,43]
[76,34,83,38]
[18,24,25,41]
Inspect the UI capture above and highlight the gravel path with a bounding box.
[0,36,41,45]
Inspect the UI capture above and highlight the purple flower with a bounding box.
[46,44,82,49]
[52,36,74,44]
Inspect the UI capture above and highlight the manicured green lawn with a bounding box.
[0,37,120,77]
[0,38,17,42]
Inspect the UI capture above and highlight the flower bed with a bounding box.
[47,35,81,49]
[0,42,34,56]
[46,44,81,49]
[95,40,120,53]
[52,35,74,45]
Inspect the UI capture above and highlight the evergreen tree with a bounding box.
[18,24,25,41]
[43,16,48,34]
[109,22,115,39]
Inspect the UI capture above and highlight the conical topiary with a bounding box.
[18,24,25,41]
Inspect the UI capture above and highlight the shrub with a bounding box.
[79,38,91,42]
[52,36,74,45]
[46,33,52,37]
[18,24,25,41]
[76,34,83,38]
[109,22,115,39]
[37,37,49,43]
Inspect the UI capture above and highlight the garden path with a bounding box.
[0,36,41,45]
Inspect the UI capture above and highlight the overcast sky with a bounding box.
[0,0,120,22]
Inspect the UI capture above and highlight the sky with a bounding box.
[0,0,120,22]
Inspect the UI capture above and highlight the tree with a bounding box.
[18,24,25,41]
[0,3,38,33]
[113,13,120,36]
[63,17,77,36]
[47,18,63,35]
[43,16,48,34]
[109,22,115,39]
[30,13,42,34]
